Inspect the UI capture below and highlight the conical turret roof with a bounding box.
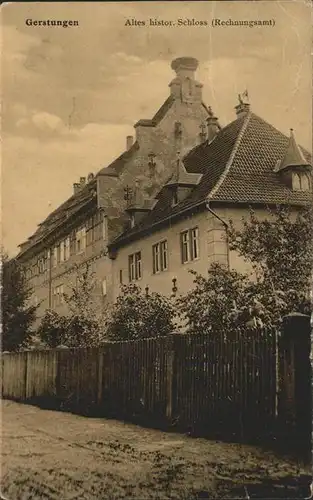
[276,128,311,172]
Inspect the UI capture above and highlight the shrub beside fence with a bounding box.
[2,329,278,440]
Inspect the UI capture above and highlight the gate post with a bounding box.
[278,313,311,460]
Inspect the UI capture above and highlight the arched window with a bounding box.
[293,173,301,190]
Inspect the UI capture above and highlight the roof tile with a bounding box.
[112,112,312,247]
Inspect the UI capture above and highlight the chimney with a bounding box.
[73,183,80,195]
[87,172,94,182]
[126,135,134,150]
[171,56,198,80]
[80,177,86,187]
[199,122,207,144]
[206,107,221,143]
[169,57,202,102]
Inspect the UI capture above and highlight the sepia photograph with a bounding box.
[1,1,312,498]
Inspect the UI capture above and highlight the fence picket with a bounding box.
[2,329,279,439]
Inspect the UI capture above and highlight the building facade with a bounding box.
[17,57,213,321]
[108,108,312,301]
[17,56,312,323]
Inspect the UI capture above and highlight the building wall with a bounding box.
[111,210,224,301]
[24,213,110,326]
[110,204,294,302]
[20,59,211,326]
[97,100,209,218]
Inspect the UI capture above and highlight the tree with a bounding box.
[2,252,37,351]
[177,263,269,337]
[37,263,108,349]
[227,205,313,324]
[106,283,177,341]
[177,206,312,336]
[62,263,108,348]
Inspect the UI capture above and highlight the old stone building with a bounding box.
[17,57,212,321]
[108,105,312,301]
[17,56,312,323]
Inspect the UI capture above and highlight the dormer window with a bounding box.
[301,173,311,191]
[292,172,311,191]
[165,153,202,206]
[172,189,178,207]
[293,173,301,191]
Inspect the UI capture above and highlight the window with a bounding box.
[301,174,311,191]
[76,227,86,253]
[53,246,58,268]
[56,243,61,263]
[152,240,168,274]
[64,237,70,261]
[180,227,199,263]
[190,227,199,260]
[70,230,76,255]
[292,173,312,192]
[93,212,105,241]
[181,230,190,263]
[53,284,64,307]
[293,173,301,190]
[160,240,168,270]
[38,257,45,274]
[152,243,160,274]
[60,241,65,262]
[86,216,94,246]
[129,251,142,281]
[172,189,178,207]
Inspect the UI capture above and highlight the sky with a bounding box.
[2,0,312,256]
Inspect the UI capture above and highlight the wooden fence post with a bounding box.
[23,352,27,400]
[166,336,174,420]
[97,349,104,404]
[278,313,311,460]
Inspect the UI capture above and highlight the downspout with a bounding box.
[205,200,230,270]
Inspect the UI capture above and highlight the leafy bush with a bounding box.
[62,314,105,348]
[228,205,312,323]
[37,310,67,348]
[177,263,263,337]
[178,206,312,337]
[106,283,177,341]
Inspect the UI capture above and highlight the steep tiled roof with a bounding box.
[111,112,312,247]
[210,113,312,204]
[18,182,97,253]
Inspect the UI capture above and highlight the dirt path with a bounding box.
[1,400,310,499]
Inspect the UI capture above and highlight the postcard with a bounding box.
[2,1,312,499]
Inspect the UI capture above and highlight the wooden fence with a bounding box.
[1,329,278,439]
